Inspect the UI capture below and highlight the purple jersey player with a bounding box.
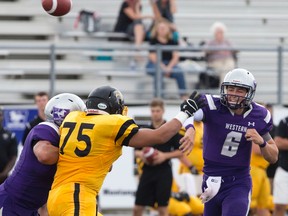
[191,68,278,216]
[0,93,86,215]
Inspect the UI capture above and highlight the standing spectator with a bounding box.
[114,0,151,47]
[146,19,187,99]
[265,103,278,193]
[0,107,18,184]
[22,91,49,145]
[133,98,185,216]
[190,68,278,215]
[205,22,236,84]
[273,115,288,216]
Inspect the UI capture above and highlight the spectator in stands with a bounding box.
[146,19,187,99]
[0,107,18,184]
[114,0,152,46]
[151,0,176,22]
[22,91,49,145]
[204,22,236,84]
[149,0,177,31]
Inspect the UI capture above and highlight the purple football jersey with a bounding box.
[3,122,59,210]
[201,95,272,176]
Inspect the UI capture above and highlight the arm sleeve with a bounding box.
[31,123,60,148]
[194,109,204,121]
[114,118,139,146]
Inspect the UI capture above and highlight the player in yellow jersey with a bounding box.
[47,86,205,216]
[135,156,204,216]
[250,142,274,216]
[178,121,204,196]
[169,179,204,216]
[179,121,204,174]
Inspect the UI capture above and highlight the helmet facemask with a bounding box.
[220,84,254,109]
[220,68,257,110]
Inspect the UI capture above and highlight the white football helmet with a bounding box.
[220,68,257,109]
[45,93,86,126]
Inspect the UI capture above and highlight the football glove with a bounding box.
[180,91,206,117]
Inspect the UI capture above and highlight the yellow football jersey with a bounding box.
[169,179,204,215]
[250,150,271,210]
[250,152,269,169]
[179,121,204,174]
[51,111,139,193]
[250,166,272,209]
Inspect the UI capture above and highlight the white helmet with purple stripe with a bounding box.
[45,93,86,126]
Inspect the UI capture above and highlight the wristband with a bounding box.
[174,112,189,124]
[259,141,267,148]
[185,124,195,130]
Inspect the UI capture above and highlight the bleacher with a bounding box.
[0,0,287,104]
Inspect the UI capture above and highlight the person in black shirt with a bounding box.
[149,0,177,33]
[273,115,288,216]
[133,98,185,216]
[21,91,49,145]
[146,19,187,99]
[114,0,152,46]
[0,107,18,184]
[265,103,278,193]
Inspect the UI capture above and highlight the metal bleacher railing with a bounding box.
[0,43,286,105]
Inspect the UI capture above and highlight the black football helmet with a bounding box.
[86,86,125,115]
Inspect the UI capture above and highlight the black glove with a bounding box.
[189,165,199,175]
[172,192,190,202]
[180,91,206,117]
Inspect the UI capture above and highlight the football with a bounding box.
[42,0,72,17]
[143,147,158,164]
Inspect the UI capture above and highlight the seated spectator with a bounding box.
[114,0,152,46]
[148,0,178,41]
[146,19,187,99]
[204,22,236,84]
[150,0,176,29]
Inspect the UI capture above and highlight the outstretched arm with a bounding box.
[129,118,182,147]
[128,91,206,154]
